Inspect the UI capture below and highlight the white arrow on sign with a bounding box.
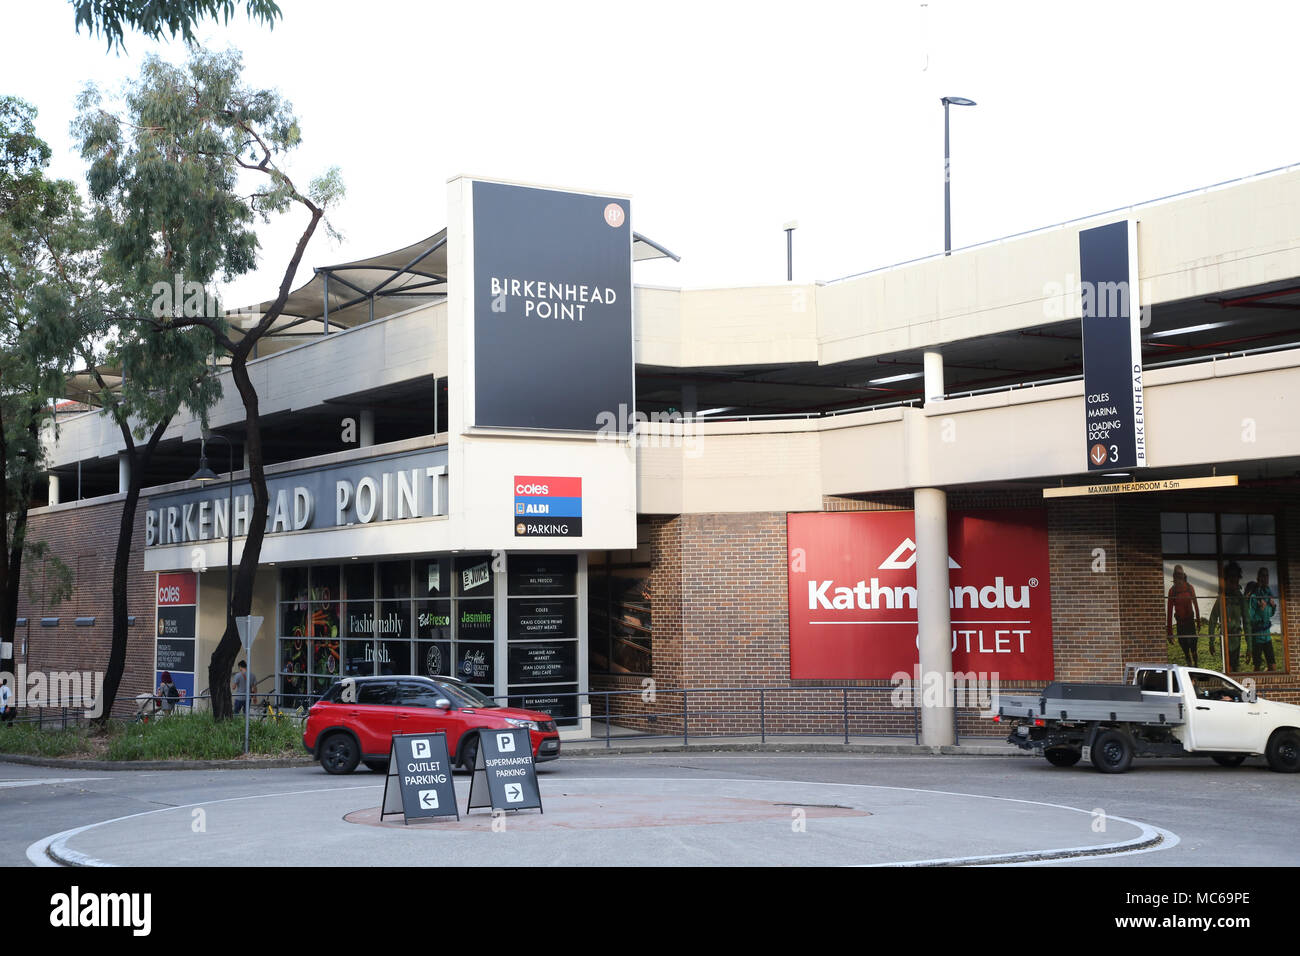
[418,789,439,810]
[504,783,524,803]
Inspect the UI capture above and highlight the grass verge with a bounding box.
[0,711,305,761]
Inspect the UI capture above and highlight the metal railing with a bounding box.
[488,685,991,747]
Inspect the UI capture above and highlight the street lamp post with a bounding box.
[941,96,977,256]
[783,220,798,281]
[191,433,235,712]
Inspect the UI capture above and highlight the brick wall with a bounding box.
[618,482,1300,736]
[12,496,155,719]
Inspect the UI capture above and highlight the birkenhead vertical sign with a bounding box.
[471,181,634,432]
[1079,219,1145,471]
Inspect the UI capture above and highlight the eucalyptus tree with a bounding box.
[70,0,283,51]
[76,49,343,718]
[0,98,82,667]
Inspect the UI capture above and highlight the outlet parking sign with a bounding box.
[381,732,459,823]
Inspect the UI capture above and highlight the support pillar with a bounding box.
[915,486,954,746]
[917,350,952,745]
[359,409,376,447]
[118,452,130,494]
[48,474,60,506]
[923,350,945,403]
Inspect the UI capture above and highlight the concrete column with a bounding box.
[243,444,250,471]
[118,452,131,494]
[48,474,60,506]
[915,486,955,746]
[359,409,376,447]
[923,351,945,403]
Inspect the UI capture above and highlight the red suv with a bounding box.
[303,675,561,774]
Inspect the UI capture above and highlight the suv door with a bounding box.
[351,680,404,756]
[395,680,463,753]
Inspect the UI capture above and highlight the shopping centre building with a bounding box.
[14,169,1300,744]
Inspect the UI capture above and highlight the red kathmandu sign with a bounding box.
[787,510,1053,680]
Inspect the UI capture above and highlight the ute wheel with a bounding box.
[458,733,479,771]
[319,733,360,775]
[1265,730,1300,773]
[1211,753,1247,768]
[1091,730,1134,774]
[363,759,388,773]
[1044,747,1082,767]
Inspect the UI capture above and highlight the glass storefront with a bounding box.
[277,555,499,710]
[276,553,584,718]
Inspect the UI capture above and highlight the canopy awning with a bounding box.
[228,228,679,343]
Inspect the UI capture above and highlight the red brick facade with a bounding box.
[11,496,156,719]
[594,483,1300,738]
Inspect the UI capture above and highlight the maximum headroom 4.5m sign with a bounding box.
[472,181,633,432]
[787,510,1054,680]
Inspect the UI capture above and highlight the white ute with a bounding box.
[990,663,1300,773]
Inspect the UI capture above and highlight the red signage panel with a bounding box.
[788,510,1053,680]
[157,572,197,607]
[513,476,582,498]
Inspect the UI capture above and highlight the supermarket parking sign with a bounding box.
[514,476,582,537]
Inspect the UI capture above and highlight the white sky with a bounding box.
[5,0,1300,309]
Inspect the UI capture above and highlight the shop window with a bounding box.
[1160,512,1286,676]
[279,558,499,709]
[588,552,652,676]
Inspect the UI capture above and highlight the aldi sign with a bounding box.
[787,510,1053,680]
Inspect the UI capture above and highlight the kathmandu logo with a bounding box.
[878,538,961,571]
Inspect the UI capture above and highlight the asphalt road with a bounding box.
[4,751,1297,867]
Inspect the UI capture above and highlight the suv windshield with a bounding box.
[438,680,499,709]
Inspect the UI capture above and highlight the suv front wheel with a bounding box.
[320,732,360,774]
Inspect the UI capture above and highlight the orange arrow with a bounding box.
[1090,444,1108,465]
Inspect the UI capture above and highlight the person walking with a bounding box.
[232,660,258,714]
[155,671,181,714]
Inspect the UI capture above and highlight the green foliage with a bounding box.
[0,102,91,584]
[0,711,304,759]
[0,97,53,216]
[106,710,303,760]
[71,0,283,53]
[0,722,90,756]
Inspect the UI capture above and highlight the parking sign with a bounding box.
[466,727,542,813]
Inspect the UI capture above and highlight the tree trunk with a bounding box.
[97,418,169,724]
[208,359,268,721]
[1,411,37,665]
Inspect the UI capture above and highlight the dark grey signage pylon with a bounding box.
[1079,219,1145,471]
[467,727,543,814]
[380,732,459,823]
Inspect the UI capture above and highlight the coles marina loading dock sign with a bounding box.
[381,732,459,823]
[468,727,543,813]
[1079,219,1145,471]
